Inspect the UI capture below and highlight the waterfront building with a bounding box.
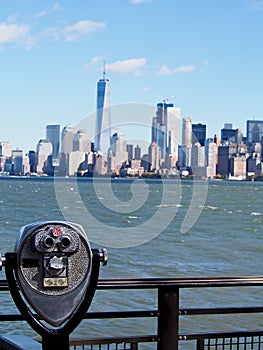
[61,125,75,154]
[73,129,91,153]
[247,153,261,176]
[0,142,11,158]
[255,162,263,175]
[68,151,85,176]
[151,116,157,144]
[23,155,30,175]
[95,153,107,175]
[221,124,242,144]
[217,144,237,176]
[148,141,160,171]
[214,134,221,146]
[229,154,247,179]
[36,139,52,174]
[130,159,141,169]
[191,142,206,177]
[46,125,60,159]
[192,123,206,146]
[12,149,23,174]
[252,142,262,155]
[86,152,96,174]
[28,150,37,173]
[163,152,177,170]
[167,107,181,163]
[109,133,128,174]
[95,65,111,155]
[76,151,96,175]
[0,156,5,172]
[181,116,192,167]
[191,142,205,167]
[126,144,133,160]
[246,120,263,144]
[55,153,67,177]
[134,145,141,160]
[152,102,181,163]
[141,154,150,172]
[206,141,217,178]
[4,158,12,172]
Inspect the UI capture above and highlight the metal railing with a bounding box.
[0,276,263,349]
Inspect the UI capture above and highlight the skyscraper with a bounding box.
[152,101,181,164]
[61,125,75,154]
[36,139,52,174]
[247,120,263,144]
[0,142,11,157]
[181,116,192,167]
[126,144,133,160]
[134,145,141,160]
[221,124,242,144]
[95,62,111,154]
[73,129,91,152]
[192,123,206,146]
[46,125,60,159]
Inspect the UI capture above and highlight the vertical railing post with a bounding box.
[197,338,205,350]
[157,286,179,350]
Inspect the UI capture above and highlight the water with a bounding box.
[0,177,262,345]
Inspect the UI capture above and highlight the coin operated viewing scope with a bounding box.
[0,221,107,350]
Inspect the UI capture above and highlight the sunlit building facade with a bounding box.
[95,73,111,154]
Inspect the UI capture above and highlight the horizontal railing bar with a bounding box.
[179,330,263,340]
[1,305,262,322]
[96,276,263,289]
[0,314,25,321]
[0,311,158,322]
[1,276,263,291]
[82,310,158,319]
[179,306,263,315]
[69,335,158,345]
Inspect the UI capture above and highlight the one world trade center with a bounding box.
[94,64,111,155]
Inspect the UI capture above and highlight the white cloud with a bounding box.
[106,58,147,75]
[84,56,105,71]
[0,16,106,49]
[62,19,106,42]
[0,23,30,44]
[157,64,196,75]
[34,10,48,19]
[52,3,62,12]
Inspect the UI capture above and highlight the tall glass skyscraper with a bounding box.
[46,124,60,158]
[152,101,181,160]
[95,66,111,154]
[247,120,263,143]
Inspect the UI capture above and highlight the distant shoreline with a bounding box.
[0,175,262,183]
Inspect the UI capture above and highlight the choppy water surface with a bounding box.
[0,178,262,346]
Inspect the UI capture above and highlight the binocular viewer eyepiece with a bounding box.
[32,226,80,254]
[0,221,107,350]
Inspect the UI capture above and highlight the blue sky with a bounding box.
[0,0,263,152]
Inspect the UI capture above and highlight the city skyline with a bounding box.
[2,110,263,179]
[0,107,262,155]
[1,1,263,152]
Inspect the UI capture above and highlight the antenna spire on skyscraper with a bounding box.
[103,57,106,80]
